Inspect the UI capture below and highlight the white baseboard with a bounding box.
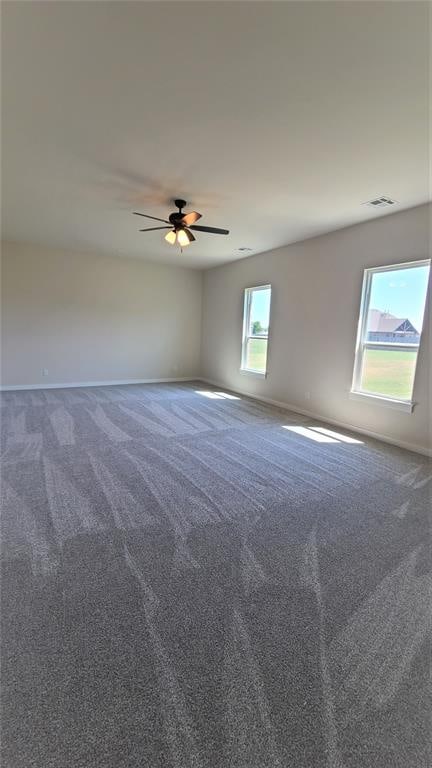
[198,377,432,458]
[0,376,200,392]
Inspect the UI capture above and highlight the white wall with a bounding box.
[1,241,202,387]
[201,204,431,454]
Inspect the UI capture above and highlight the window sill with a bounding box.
[349,390,415,413]
[240,368,267,379]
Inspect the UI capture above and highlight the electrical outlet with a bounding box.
[42,368,49,377]
[305,391,311,400]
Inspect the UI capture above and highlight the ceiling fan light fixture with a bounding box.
[165,230,177,245]
[177,228,193,247]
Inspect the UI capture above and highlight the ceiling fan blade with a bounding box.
[139,226,171,231]
[133,212,170,224]
[181,211,202,226]
[189,225,229,235]
[185,229,196,242]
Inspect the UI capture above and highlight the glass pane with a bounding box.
[246,338,268,372]
[249,288,271,336]
[366,264,430,345]
[360,347,418,399]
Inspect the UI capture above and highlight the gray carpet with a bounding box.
[1,381,430,768]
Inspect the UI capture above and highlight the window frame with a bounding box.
[240,284,272,377]
[351,259,430,411]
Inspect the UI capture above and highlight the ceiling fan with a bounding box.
[133,199,229,247]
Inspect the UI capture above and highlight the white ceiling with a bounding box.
[2,1,429,268]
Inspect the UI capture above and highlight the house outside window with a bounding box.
[351,260,430,408]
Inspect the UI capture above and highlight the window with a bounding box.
[241,285,272,375]
[352,260,430,407]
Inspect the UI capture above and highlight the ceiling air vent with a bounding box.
[364,196,398,208]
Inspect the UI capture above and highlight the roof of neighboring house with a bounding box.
[368,309,419,334]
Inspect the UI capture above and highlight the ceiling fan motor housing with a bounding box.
[168,212,186,228]
[169,200,188,229]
